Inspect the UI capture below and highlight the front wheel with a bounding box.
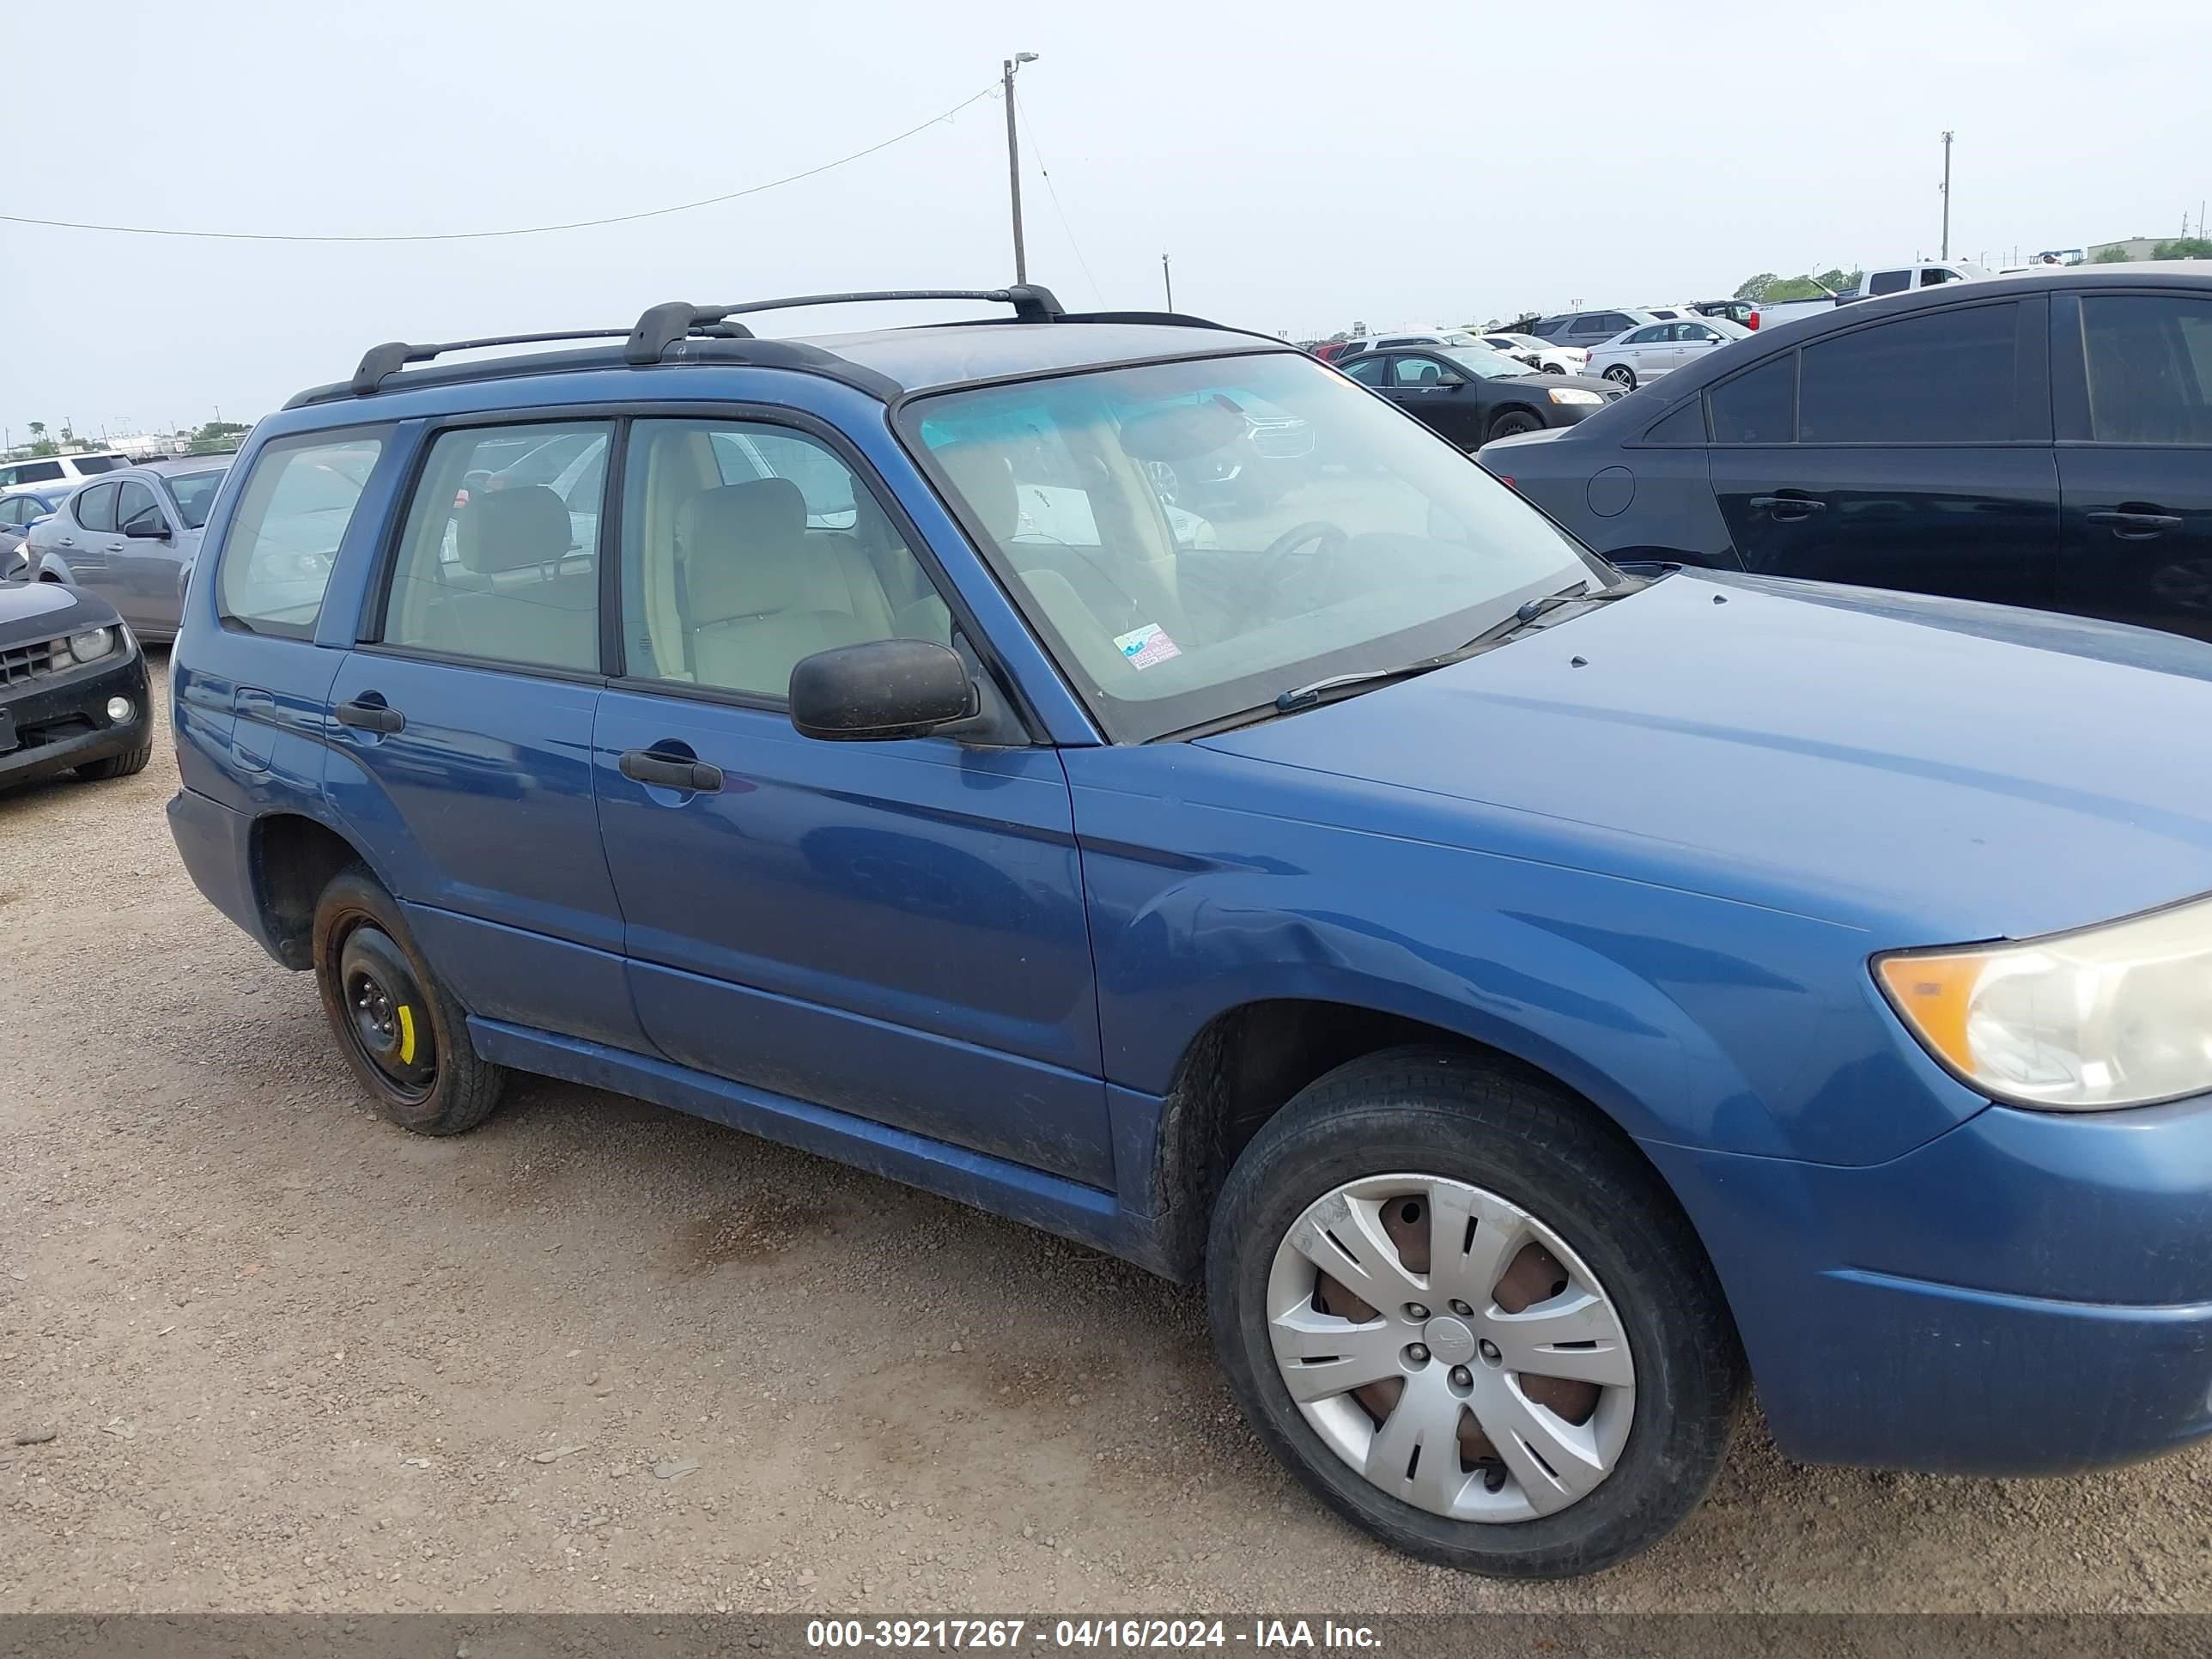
[1487,410,1542,441]
[76,741,152,781]
[1206,1048,1744,1577]
[1602,365,1637,389]
[313,865,506,1135]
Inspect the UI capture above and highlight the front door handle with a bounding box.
[333,698,406,734]
[619,749,724,793]
[2087,508,2184,539]
[1749,495,1827,518]
[57,536,74,547]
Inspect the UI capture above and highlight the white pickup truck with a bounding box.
[1746,260,1995,331]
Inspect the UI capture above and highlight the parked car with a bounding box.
[1583,316,1750,389]
[170,283,2212,1581]
[1850,260,1994,301]
[1335,327,1492,358]
[0,579,152,790]
[1524,307,1665,353]
[0,451,131,493]
[1746,290,1843,331]
[1481,264,2212,640]
[0,487,67,580]
[21,458,234,641]
[1339,343,1624,445]
[1692,301,1756,325]
[1480,333,1589,374]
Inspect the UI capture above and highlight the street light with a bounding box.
[1003,52,1039,283]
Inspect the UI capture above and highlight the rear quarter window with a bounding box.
[217,430,387,639]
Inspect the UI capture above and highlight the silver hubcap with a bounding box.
[1266,1173,1634,1523]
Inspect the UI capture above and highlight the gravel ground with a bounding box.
[6,654,2212,1615]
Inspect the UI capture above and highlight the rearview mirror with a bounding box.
[789,638,979,743]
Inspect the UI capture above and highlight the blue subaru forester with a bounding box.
[169,287,2212,1577]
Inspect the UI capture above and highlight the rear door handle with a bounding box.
[619,749,724,793]
[1749,495,1827,516]
[2087,509,2183,538]
[333,698,406,734]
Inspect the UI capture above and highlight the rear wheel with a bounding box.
[312,865,506,1135]
[1602,365,1636,389]
[1206,1048,1744,1577]
[1487,410,1542,441]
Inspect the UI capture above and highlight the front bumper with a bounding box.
[1649,1096,2212,1475]
[0,645,150,787]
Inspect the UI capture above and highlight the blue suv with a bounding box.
[169,286,2212,1577]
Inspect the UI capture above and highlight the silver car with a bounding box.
[1583,317,1750,391]
[20,459,230,641]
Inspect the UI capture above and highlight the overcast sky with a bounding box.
[3,0,2206,442]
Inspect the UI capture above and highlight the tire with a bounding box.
[1602,365,1636,389]
[1487,410,1542,441]
[311,864,506,1136]
[76,741,152,781]
[1541,363,1565,374]
[1206,1047,1744,1578]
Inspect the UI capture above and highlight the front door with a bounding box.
[1710,295,2061,610]
[592,413,1110,1185]
[1385,353,1488,448]
[324,416,644,1054]
[2052,289,2212,641]
[111,477,187,635]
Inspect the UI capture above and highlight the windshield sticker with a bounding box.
[1115,623,1182,671]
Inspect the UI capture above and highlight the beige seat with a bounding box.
[437,484,597,670]
[678,477,897,697]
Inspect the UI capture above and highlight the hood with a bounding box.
[1493,372,1619,399]
[1196,572,2212,944]
[0,578,122,644]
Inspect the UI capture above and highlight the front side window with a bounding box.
[618,418,950,701]
[218,430,386,638]
[1708,354,1796,444]
[2081,295,2212,444]
[380,422,609,672]
[1391,356,1450,387]
[903,351,1609,743]
[1797,302,2019,442]
[117,479,163,535]
[1920,268,1959,286]
[75,482,119,532]
[167,469,227,529]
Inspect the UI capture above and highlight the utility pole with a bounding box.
[1162,253,1174,310]
[1002,54,1037,283]
[1939,130,1954,260]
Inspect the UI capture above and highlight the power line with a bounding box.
[1011,88,1103,306]
[0,84,998,244]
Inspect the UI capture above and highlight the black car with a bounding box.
[1338,343,1625,447]
[0,580,153,790]
[1482,265,2212,640]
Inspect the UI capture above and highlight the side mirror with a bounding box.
[1438,375,1468,391]
[123,517,170,540]
[789,638,979,743]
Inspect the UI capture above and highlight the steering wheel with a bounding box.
[1256,520,1347,603]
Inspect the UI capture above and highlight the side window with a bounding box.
[1920,268,1959,287]
[73,456,125,476]
[1341,352,1389,386]
[1624,325,1668,345]
[1798,302,2019,443]
[1642,400,1708,444]
[1867,270,1911,296]
[218,431,386,639]
[380,422,610,672]
[13,460,64,484]
[76,482,119,532]
[0,500,24,527]
[1678,324,1718,343]
[1391,356,1447,387]
[619,418,949,701]
[1708,355,1796,444]
[117,480,163,535]
[2081,295,2212,444]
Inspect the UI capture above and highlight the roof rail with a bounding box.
[349,328,635,396]
[624,286,1066,365]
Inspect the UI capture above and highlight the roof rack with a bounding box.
[623,286,1066,364]
[349,328,634,396]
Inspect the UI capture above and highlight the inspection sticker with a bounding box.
[1114,623,1182,670]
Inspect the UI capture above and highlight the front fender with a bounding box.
[1066,745,1986,1168]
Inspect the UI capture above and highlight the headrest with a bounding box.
[458,483,572,574]
[680,477,814,622]
[933,441,1018,544]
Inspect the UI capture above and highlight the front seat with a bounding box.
[679,477,896,697]
[444,483,597,669]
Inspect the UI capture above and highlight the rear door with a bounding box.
[2051,289,2212,640]
[1708,295,2059,611]
[322,416,647,1054]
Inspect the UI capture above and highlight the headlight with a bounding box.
[1876,895,2212,1109]
[1547,388,1603,406]
[64,626,114,665]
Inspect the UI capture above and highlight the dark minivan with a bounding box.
[1483,264,2212,639]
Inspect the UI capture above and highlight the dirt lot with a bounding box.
[5,654,2210,1616]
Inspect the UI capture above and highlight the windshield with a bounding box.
[1437,345,1538,380]
[167,468,227,529]
[902,351,1609,742]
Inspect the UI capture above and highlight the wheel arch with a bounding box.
[247,811,377,969]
